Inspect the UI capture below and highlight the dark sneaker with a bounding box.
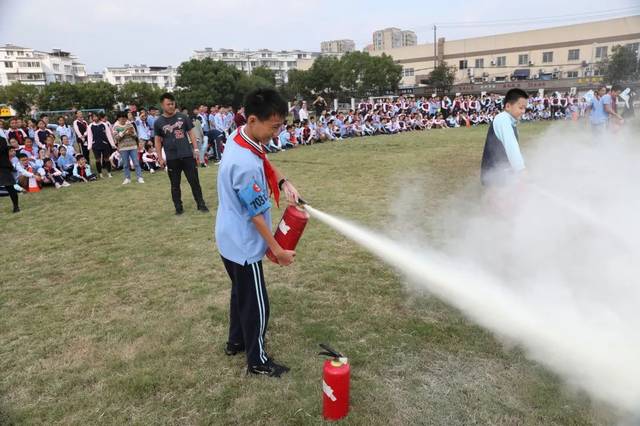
[224,342,245,356]
[175,207,184,215]
[247,360,290,378]
[13,206,20,213]
[197,205,209,213]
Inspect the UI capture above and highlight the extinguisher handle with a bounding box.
[296,197,307,206]
[319,343,343,359]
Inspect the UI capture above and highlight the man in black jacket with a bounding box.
[0,135,19,213]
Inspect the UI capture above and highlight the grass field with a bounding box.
[1,122,615,425]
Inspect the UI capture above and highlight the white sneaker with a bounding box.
[137,177,145,184]
[55,182,61,189]
[150,168,155,174]
[108,173,113,178]
[62,181,71,187]
[122,178,131,185]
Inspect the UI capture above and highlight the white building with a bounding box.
[103,65,177,90]
[0,44,86,86]
[191,48,318,84]
[38,49,87,84]
[85,72,104,83]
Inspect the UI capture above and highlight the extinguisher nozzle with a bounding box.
[296,197,307,206]
[319,343,344,359]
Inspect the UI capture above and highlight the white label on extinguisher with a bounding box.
[278,219,291,235]
[322,380,337,402]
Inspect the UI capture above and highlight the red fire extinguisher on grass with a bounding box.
[319,343,350,421]
[266,198,310,264]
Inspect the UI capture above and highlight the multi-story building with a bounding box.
[321,39,356,56]
[369,16,640,93]
[38,49,87,84]
[85,72,104,83]
[372,28,418,51]
[103,65,177,90]
[191,48,318,84]
[0,44,86,86]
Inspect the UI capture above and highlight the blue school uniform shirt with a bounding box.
[215,127,272,265]
[590,95,610,125]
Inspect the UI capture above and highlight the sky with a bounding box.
[1,0,638,72]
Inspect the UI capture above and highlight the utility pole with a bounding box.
[433,24,437,70]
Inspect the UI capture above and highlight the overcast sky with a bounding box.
[0,0,638,72]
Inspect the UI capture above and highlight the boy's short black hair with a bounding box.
[149,106,158,111]
[75,154,85,160]
[611,84,622,92]
[17,153,27,159]
[160,92,175,102]
[504,88,529,105]
[116,111,127,119]
[244,88,287,121]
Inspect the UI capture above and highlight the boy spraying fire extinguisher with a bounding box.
[215,88,302,378]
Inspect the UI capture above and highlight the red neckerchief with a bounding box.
[234,126,280,207]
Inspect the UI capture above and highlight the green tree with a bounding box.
[37,82,80,111]
[117,82,163,109]
[175,58,242,109]
[232,74,274,109]
[339,52,370,97]
[251,66,276,86]
[0,82,39,115]
[281,69,310,100]
[305,56,342,98]
[75,82,118,111]
[424,61,457,95]
[600,45,640,84]
[361,53,402,96]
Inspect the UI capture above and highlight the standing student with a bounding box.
[0,135,19,213]
[154,93,208,215]
[113,112,144,185]
[87,112,117,178]
[215,88,302,377]
[480,88,528,187]
[73,110,90,162]
[56,116,74,144]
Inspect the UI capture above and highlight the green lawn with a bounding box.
[1,122,614,425]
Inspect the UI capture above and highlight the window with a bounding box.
[568,49,580,61]
[496,56,506,67]
[403,67,414,77]
[595,46,608,59]
[566,71,578,78]
[458,60,468,70]
[518,54,529,65]
[4,61,13,68]
[626,42,639,55]
[53,63,60,71]
[475,58,484,68]
[542,51,553,63]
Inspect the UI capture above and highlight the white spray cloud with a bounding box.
[306,122,640,416]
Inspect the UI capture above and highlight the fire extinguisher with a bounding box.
[266,198,310,264]
[319,343,350,421]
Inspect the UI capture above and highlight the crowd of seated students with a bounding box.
[261,92,598,151]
